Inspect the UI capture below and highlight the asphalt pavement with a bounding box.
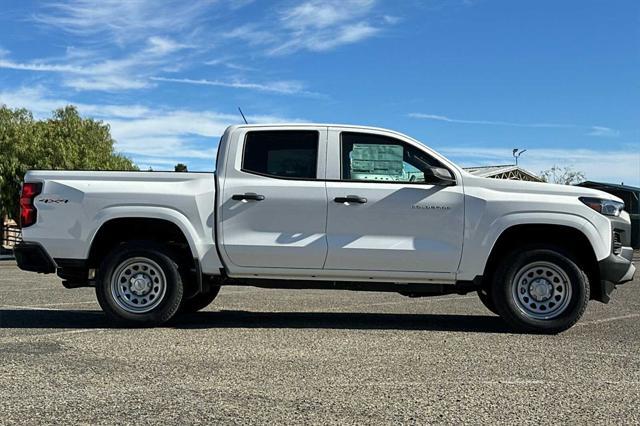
[1,258,639,424]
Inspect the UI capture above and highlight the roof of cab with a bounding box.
[228,123,397,131]
[225,123,420,141]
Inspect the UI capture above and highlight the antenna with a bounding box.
[238,107,248,124]
[512,148,527,166]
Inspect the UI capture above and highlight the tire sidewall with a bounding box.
[493,248,589,333]
[96,243,184,326]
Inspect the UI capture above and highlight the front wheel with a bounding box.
[491,247,589,334]
[96,242,184,326]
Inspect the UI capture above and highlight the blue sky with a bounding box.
[1,0,638,185]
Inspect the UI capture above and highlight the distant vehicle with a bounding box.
[14,124,636,333]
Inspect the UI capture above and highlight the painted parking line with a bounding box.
[0,277,51,282]
[0,304,64,311]
[0,329,106,345]
[577,313,640,327]
[320,294,478,312]
[1,300,97,310]
[219,288,271,295]
[0,287,59,293]
[34,300,97,307]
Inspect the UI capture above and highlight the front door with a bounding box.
[324,130,464,273]
[220,127,328,270]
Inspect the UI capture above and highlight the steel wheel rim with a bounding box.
[110,257,167,314]
[511,261,572,320]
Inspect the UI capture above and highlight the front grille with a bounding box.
[613,230,623,255]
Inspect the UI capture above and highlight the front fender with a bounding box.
[457,211,610,281]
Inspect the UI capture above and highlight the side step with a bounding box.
[214,276,483,297]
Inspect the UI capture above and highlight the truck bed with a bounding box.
[21,170,220,272]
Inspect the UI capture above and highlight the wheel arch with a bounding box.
[87,206,203,260]
[481,223,602,300]
[86,215,207,298]
[87,217,196,268]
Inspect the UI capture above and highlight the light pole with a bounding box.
[513,149,527,166]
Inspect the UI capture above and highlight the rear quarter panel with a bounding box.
[22,171,222,274]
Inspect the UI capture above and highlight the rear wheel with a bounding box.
[491,247,589,334]
[180,286,221,313]
[96,242,184,326]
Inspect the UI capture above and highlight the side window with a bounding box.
[341,132,444,183]
[243,131,319,179]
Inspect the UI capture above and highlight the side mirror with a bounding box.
[424,167,456,186]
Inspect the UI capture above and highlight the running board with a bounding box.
[214,276,482,296]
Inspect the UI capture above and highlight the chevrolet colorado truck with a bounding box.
[14,124,636,333]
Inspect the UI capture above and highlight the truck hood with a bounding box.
[463,174,623,202]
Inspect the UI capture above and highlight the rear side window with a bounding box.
[242,131,319,179]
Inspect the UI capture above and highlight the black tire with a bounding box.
[477,288,499,315]
[96,241,184,326]
[491,246,589,334]
[180,286,221,313]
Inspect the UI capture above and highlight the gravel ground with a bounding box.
[1,258,639,425]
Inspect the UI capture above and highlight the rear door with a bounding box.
[219,127,329,271]
[324,128,464,274]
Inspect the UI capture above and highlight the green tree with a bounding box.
[540,165,585,185]
[0,105,138,220]
[174,163,188,172]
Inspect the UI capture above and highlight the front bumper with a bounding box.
[13,242,56,273]
[598,246,636,303]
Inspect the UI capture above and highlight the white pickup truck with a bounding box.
[14,124,635,333]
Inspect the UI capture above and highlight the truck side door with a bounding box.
[219,127,329,271]
[324,128,464,274]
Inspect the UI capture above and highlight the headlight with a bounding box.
[579,197,625,217]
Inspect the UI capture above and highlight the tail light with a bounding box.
[19,182,42,228]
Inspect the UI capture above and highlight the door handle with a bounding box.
[232,193,265,201]
[334,195,367,204]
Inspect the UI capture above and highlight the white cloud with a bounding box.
[382,15,401,24]
[66,76,151,91]
[280,0,374,30]
[0,54,150,91]
[146,36,192,55]
[310,22,379,50]
[32,0,213,44]
[271,22,379,54]
[0,36,193,91]
[439,146,640,185]
[111,109,303,159]
[0,86,302,162]
[409,113,576,128]
[587,126,620,138]
[223,24,278,46]
[0,58,87,73]
[23,1,204,92]
[204,58,255,71]
[150,76,321,96]
[223,0,391,55]
[0,86,153,118]
[409,112,620,137]
[11,0,389,96]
